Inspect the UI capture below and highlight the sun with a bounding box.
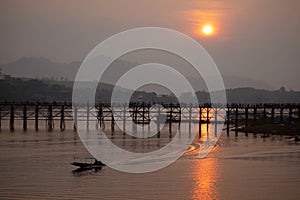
[201,24,215,36]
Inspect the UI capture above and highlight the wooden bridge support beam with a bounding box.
[86,104,90,131]
[271,106,275,122]
[253,107,257,122]
[111,111,115,133]
[142,104,145,127]
[95,105,99,130]
[60,105,65,131]
[35,105,39,131]
[189,105,192,138]
[214,109,218,137]
[157,105,161,138]
[235,107,238,136]
[280,107,284,122]
[288,108,292,122]
[47,105,53,131]
[169,104,172,135]
[226,107,230,135]
[199,106,202,137]
[73,105,77,131]
[245,107,249,127]
[132,106,137,135]
[98,105,103,130]
[147,105,151,136]
[123,105,126,135]
[9,105,14,131]
[23,105,27,131]
[245,107,249,137]
[206,107,209,123]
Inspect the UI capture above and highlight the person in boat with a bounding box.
[94,159,105,166]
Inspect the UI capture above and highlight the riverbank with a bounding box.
[236,118,300,135]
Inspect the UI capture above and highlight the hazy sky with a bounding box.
[0,0,299,89]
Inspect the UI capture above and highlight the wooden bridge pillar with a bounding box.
[169,104,173,135]
[131,105,137,135]
[73,105,77,131]
[98,105,103,130]
[111,110,115,133]
[9,105,14,131]
[288,107,292,122]
[35,105,39,131]
[214,108,218,137]
[226,107,230,135]
[142,104,145,138]
[280,107,283,121]
[147,104,151,136]
[206,107,209,123]
[47,105,53,131]
[142,104,145,127]
[245,107,249,127]
[60,105,65,131]
[199,106,202,137]
[178,106,181,130]
[23,105,27,131]
[271,106,275,122]
[235,106,238,136]
[123,105,126,135]
[157,105,161,138]
[253,107,257,122]
[95,105,99,130]
[189,105,192,138]
[86,104,90,131]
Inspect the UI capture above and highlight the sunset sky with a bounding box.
[0,0,299,89]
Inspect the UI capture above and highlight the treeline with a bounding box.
[1,77,300,104]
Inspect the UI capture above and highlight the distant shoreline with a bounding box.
[235,118,300,136]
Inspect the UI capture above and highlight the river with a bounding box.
[0,124,299,199]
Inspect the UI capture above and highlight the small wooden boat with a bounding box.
[71,158,105,170]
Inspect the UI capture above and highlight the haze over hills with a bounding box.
[1,57,276,91]
[2,57,297,103]
[1,75,299,104]
[1,57,80,81]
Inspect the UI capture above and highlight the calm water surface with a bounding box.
[0,124,299,200]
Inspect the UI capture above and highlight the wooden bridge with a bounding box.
[0,102,299,136]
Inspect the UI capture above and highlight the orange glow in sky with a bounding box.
[183,1,224,39]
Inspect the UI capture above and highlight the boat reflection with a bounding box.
[72,167,102,173]
[72,168,102,177]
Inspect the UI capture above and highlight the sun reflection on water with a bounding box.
[191,157,221,200]
[190,124,222,200]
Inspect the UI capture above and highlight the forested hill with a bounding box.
[0,76,299,104]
